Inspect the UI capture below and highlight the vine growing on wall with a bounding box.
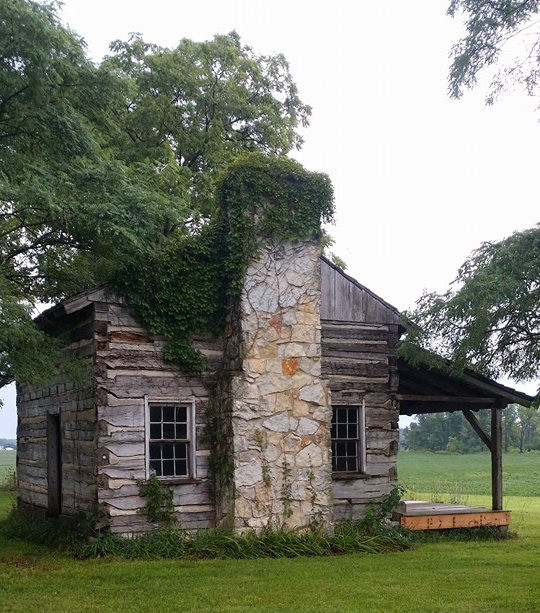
[114,153,334,374]
[137,474,174,526]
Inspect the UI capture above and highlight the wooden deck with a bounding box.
[393,500,511,531]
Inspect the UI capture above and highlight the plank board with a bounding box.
[398,511,511,530]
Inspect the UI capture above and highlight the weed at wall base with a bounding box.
[77,524,412,560]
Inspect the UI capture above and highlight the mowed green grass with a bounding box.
[0,452,539,612]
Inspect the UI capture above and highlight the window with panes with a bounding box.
[148,404,190,478]
[331,406,360,472]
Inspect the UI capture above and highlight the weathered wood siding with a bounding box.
[94,298,222,535]
[321,258,402,326]
[18,259,403,531]
[322,320,400,520]
[320,258,402,521]
[17,305,97,514]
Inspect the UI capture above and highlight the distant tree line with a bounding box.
[0,439,16,449]
[401,405,540,453]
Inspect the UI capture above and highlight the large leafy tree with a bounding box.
[400,4,540,402]
[400,226,540,387]
[0,0,131,385]
[1,1,178,299]
[103,32,310,221]
[448,0,540,102]
[0,0,311,385]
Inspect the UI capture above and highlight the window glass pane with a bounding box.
[174,443,187,459]
[163,460,174,476]
[176,406,187,422]
[162,423,175,439]
[346,456,357,471]
[348,423,357,438]
[149,443,160,459]
[175,460,188,476]
[348,408,358,423]
[163,406,175,421]
[337,423,348,438]
[162,443,174,459]
[150,424,161,440]
[150,405,161,422]
[335,456,347,472]
[175,424,187,440]
[331,423,337,439]
[346,441,357,456]
[150,460,161,476]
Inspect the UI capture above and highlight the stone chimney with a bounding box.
[217,238,333,532]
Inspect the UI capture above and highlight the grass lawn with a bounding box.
[0,452,539,612]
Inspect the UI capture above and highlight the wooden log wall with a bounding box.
[17,304,98,514]
[18,261,403,531]
[94,299,223,535]
[321,320,400,521]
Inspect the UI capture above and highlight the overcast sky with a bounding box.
[1,0,538,437]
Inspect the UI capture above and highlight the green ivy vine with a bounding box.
[137,474,174,526]
[115,153,334,374]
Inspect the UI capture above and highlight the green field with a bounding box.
[0,450,15,482]
[399,450,540,498]
[0,451,539,612]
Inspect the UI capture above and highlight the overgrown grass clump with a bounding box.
[0,488,413,560]
[0,504,93,551]
[0,483,513,561]
[0,504,412,560]
[78,522,411,560]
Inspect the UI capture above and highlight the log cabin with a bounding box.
[16,237,533,535]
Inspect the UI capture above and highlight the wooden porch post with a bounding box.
[491,405,503,511]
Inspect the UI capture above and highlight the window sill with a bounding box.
[155,477,203,485]
[332,472,370,480]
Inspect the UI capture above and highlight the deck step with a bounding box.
[394,500,511,530]
[396,500,488,516]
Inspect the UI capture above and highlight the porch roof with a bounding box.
[398,358,534,415]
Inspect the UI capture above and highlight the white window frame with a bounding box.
[331,399,367,474]
[144,395,197,481]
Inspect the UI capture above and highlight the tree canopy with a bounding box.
[0,0,315,385]
[400,226,540,390]
[103,32,310,220]
[400,4,540,405]
[448,0,540,103]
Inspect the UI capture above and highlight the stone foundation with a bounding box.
[224,239,333,531]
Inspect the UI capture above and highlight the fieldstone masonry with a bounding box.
[225,239,333,531]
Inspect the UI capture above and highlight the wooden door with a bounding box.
[47,414,62,516]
